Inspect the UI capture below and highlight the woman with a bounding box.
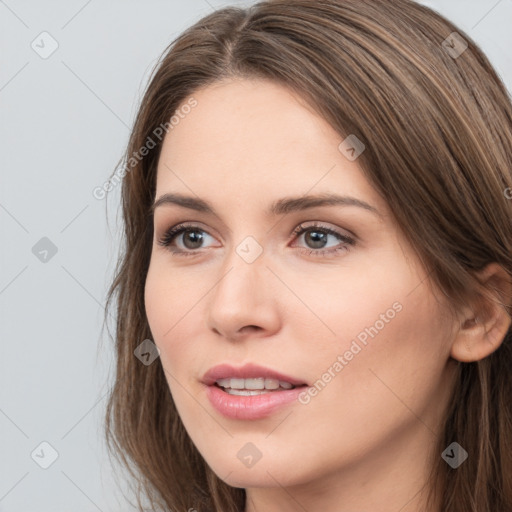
[104,0,512,510]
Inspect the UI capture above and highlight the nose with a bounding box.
[206,250,281,342]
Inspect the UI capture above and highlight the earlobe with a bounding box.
[450,263,512,363]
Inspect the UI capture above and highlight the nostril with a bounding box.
[237,325,261,336]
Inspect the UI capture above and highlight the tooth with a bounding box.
[245,378,265,390]
[215,377,296,390]
[264,378,280,389]
[230,378,245,389]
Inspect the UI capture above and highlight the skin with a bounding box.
[144,78,510,512]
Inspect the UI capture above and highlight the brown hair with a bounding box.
[103,0,512,510]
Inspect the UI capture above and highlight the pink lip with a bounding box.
[204,384,308,420]
[201,363,308,420]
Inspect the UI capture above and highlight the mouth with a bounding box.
[201,363,309,419]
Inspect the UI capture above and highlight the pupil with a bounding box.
[184,230,203,249]
[306,230,327,248]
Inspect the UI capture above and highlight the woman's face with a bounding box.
[145,78,458,505]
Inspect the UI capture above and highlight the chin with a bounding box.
[206,455,309,490]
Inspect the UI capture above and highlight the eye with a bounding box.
[157,221,355,258]
[290,222,355,258]
[157,223,217,257]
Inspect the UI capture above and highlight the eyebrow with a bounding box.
[150,192,381,217]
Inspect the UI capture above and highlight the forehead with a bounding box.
[155,78,382,214]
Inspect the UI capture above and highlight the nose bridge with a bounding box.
[213,237,267,306]
[206,236,276,336]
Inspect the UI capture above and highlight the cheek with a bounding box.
[144,261,205,378]
[144,262,182,368]
[299,249,453,415]
[144,257,189,336]
[285,254,415,365]
[144,265,166,338]
[306,275,453,433]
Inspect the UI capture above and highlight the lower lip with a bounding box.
[205,384,308,420]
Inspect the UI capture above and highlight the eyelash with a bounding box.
[157,222,355,258]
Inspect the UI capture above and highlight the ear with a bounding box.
[451,263,512,363]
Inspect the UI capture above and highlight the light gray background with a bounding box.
[1,0,511,510]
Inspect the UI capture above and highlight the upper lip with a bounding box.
[202,363,308,387]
